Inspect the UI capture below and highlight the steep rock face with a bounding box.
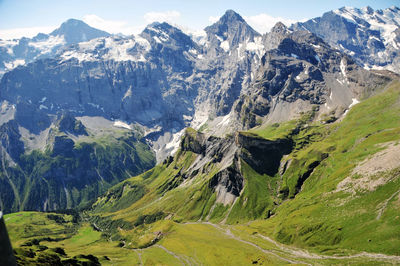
[180,128,206,155]
[197,10,263,117]
[236,132,293,176]
[0,120,24,162]
[0,28,197,131]
[0,212,16,266]
[179,128,243,205]
[176,128,296,205]
[292,6,400,73]
[209,164,243,204]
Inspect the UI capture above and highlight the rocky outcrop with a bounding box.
[58,113,88,136]
[180,128,206,155]
[209,164,243,205]
[0,120,24,162]
[236,132,293,176]
[0,212,16,266]
[176,128,295,205]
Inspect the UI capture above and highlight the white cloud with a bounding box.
[0,26,56,40]
[83,14,143,35]
[144,10,181,24]
[244,14,300,34]
[208,16,220,24]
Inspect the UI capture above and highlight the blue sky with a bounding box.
[0,0,398,39]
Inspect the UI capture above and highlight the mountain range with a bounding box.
[1,6,400,265]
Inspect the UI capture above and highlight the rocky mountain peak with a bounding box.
[218,9,246,24]
[362,5,374,14]
[141,22,195,50]
[262,22,291,51]
[271,22,288,34]
[204,9,260,48]
[50,18,110,44]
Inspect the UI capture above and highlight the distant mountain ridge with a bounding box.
[292,6,400,72]
[0,19,110,76]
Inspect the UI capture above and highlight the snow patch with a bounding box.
[182,114,192,120]
[215,35,223,42]
[103,38,139,62]
[61,50,96,62]
[218,114,231,127]
[4,59,25,70]
[246,41,264,52]
[29,35,65,55]
[189,48,197,55]
[165,130,185,155]
[88,102,100,109]
[340,59,347,78]
[349,98,360,108]
[190,107,209,130]
[78,38,103,50]
[113,121,131,130]
[65,36,147,63]
[324,103,331,110]
[153,36,162,43]
[220,40,230,52]
[335,6,400,49]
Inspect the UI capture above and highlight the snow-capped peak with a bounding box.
[333,6,400,47]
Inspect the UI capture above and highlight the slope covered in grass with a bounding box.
[246,81,400,255]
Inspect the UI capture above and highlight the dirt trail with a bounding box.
[155,244,191,265]
[133,250,143,266]
[256,232,400,262]
[376,189,400,220]
[202,222,309,265]
[185,221,400,264]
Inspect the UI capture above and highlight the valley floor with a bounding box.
[5,211,400,265]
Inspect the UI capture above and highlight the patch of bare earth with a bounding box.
[335,141,400,195]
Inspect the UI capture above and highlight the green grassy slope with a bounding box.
[247,81,400,255]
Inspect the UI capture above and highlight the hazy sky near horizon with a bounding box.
[0,0,398,39]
